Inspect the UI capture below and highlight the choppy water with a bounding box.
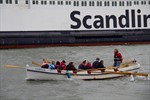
[0,45,150,100]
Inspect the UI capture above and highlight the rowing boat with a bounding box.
[26,61,143,80]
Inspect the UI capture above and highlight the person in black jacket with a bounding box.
[66,62,77,71]
[78,60,86,69]
[66,62,77,74]
[98,60,105,68]
[92,58,100,68]
[97,60,105,72]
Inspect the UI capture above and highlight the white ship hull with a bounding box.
[0,0,150,48]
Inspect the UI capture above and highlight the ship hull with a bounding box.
[0,29,150,48]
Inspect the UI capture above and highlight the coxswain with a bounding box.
[113,49,123,71]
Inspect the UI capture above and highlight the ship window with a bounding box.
[73,1,75,6]
[141,1,146,5]
[97,1,102,6]
[104,1,106,6]
[134,1,136,5]
[41,0,47,5]
[77,1,79,6]
[119,1,121,6]
[50,1,52,5]
[97,1,99,6]
[41,0,44,5]
[6,0,9,4]
[129,1,131,6]
[112,1,114,6]
[149,1,150,4]
[127,1,132,6]
[127,1,129,6]
[0,0,3,4]
[58,1,60,5]
[74,1,79,6]
[50,1,55,5]
[119,1,124,6]
[15,0,18,4]
[58,1,63,5]
[6,0,12,4]
[69,1,71,5]
[53,1,55,5]
[104,1,109,6]
[66,1,71,5]
[61,1,63,5]
[89,1,91,6]
[122,1,124,6]
[33,0,35,4]
[66,1,68,5]
[44,0,46,5]
[36,0,38,4]
[141,1,144,5]
[81,1,87,6]
[25,0,28,4]
[112,1,117,6]
[134,1,139,5]
[107,1,110,6]
[89,1,94,6]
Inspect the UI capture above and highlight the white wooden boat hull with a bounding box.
[26,64,140,80]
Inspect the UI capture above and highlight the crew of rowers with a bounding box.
[41,58,105,72]
[40,49,123,73]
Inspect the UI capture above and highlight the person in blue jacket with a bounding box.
[48,60,56,69]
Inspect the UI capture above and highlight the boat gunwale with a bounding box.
[26,64,141,77]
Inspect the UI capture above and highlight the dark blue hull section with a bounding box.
[0,29,150,48]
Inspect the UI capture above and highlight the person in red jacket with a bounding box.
[60,60,66,70]
[113,49,123,68]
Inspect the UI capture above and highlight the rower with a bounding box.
[48,60,56,69]
[41,59,50,69]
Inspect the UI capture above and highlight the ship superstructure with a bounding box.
[0,0,150,48]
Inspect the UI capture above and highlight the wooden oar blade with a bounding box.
[131,72,148,77]
[106,71,148,77]
[4,65,25,69]
[32,61,42,67]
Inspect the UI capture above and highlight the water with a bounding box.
[0,45,150,100]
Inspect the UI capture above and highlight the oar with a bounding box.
[4,65,25,69]
[93,70,148,77]
[32,61,42,67]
